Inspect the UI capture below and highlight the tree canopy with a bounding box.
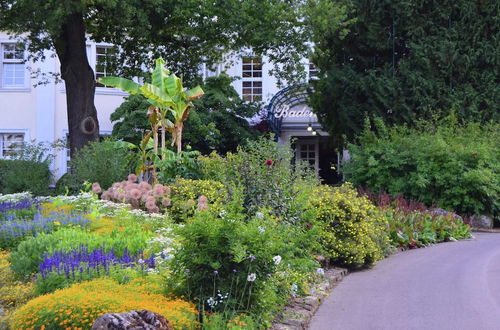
[0,0,311,155]
[308,0,500,146]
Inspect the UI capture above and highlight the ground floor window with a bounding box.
[0,132,24,158]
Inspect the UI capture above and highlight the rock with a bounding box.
[430,208,463,221]
[469,215,493,229]
[92,310,172,330]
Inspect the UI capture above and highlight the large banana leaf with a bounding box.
[184,86,204,100]
[140,83,175,109]
[152,58,170,93]
[98,77,141,94]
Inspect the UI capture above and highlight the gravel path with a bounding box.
[309,233,500,330]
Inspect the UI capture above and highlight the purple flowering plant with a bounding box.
[36,246,155,294]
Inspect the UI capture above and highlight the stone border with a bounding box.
[270,267,348,330]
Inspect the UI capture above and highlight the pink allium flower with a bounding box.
[162,197,171,207]
[153,184,165,196]
[197,203,208,211]
[198,195,208,203]
[146,196,156,204]
[127,173,138,182]
[145,199,157,210]
[101,191,111,200]
[91,183,101,194]
[139,182,152,191]
[149,206,160,214]
[128,188,142,200]
[164,186,171,195]
[186,199,196,207]
[112,182,121,190]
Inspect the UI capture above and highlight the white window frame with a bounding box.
[295,140,319,172]
[0,129,29,159]
[308,60,319,80]
[0,41,29,91]
[241,56,263,102]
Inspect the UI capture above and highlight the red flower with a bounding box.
[265,159,273,166]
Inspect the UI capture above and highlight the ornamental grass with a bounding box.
[9,278,198,330]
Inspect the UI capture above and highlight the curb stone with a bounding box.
[269,267,348,330]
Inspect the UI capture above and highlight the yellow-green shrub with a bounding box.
[0,250,34,310]
[170,178,228,222]
[9,278,197,330]
[308,183,390,268]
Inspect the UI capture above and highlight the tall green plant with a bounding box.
[100,59,204,180]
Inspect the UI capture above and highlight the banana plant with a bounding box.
[99,58,204,155]
[99,59,204,181]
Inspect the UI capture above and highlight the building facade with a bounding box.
[0,33,335,182]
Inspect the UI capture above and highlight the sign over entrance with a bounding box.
[274,104,317,119]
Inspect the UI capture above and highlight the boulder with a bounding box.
[469,215,494,229]
[92,310,172,330]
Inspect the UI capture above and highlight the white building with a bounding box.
[0,33,339,183]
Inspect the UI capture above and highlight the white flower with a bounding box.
[138,259,145,265]
[219,210,227,218]
[247,273,257,282]
[273,255,282,265]
[255,212,264,219]
[316,267,325,275]
[258,226,265,233]
[291,284,298,297]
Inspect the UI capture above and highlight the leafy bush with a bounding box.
[308,183,390,268]
[199,137,319,222]
[343,117,500,217]
[168,209,319,325]
[9,225,152,280]
[156,149,202,183]
[0,159,51,196]
[54,172,83,195]
[8,278,198,330]
[169,178,228,222]
[0,250,34,311]
[70,138,137,191]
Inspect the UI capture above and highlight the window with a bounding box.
[0,133,24,158]
[95,46,116,87]
[308,61,318,79]
[241,56,262,101]
[242,81,262,102]
[296,141,318,171]
[1,43,25,88]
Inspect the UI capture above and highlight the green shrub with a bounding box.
[9,225,152,280]
[308,183,390,268]
[169,178,228,222]
[168,209,319,325]
[70,138,137,190]
[344,116,500,217]
[54,173,82,195]
[0,159,51,196]
[199,137,320,222]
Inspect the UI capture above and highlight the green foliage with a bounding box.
[309,0,500,146]
[344,117,500,217]
[199,137,320,221]
[54,173,82,196]
[384,210,471,248]
[308,184,390,268]
[169,178,228,223]
[0,159,51,196]
[111,74,262,155]
[156,149,201,183]
[0,250,35,313]
[168,210,319,324]
[9,225,152,280]
[70,138,137,191]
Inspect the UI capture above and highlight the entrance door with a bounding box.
[296,140,319,172]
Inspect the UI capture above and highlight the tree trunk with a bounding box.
[53,12,99,159]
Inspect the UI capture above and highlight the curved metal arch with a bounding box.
[267,83,310,137]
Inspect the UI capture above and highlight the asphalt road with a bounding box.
[309,233,500,330]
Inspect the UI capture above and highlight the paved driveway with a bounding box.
[310,233,500,330]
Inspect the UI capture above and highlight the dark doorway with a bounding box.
[318,138,342,184]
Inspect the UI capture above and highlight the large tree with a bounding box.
[0,0,310,156]
[309,0,500,147]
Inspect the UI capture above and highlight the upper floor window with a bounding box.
[308,60,318,79]
[0,133,24,158]
[242,56,262,102]
[1,43,26,88]
[95,46,116,87]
